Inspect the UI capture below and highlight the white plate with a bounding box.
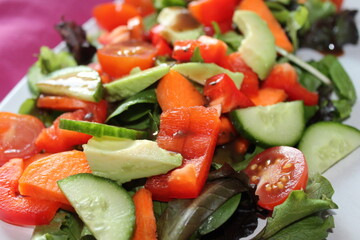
[0,3,360,239]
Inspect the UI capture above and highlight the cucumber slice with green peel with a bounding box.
[37,66,103,102]
[298,121,360,175]
[58,173,135,240]
[105,65,170,102]
[230,101,305,147]
[59,119,148,139]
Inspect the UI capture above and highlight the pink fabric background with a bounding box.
[0,0,108,102]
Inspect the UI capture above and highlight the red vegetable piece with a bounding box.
[204,73,255,113]
[0,158,60,226]
[145,106,221,201]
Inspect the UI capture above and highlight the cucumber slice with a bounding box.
[230,101,305,147]
[57,173,135,240]
[59,119,148,139]
[298,121,360,174]
[37,66,103,102]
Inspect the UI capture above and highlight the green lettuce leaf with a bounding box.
[267,215,335,240]
[254,174,337,239]
[27,46,77,97]
[31,210,83,240]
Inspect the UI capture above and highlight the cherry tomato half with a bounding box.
[97,40,157,78]
[0,112,44,166]
[244,146,308,210]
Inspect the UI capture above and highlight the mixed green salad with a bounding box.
[0,0,359,239]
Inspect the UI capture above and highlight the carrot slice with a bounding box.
[239,0,294,52]
[249,87,287,106]
[18,150,92,205]
[156,70,205,111]
[132,188,157,240]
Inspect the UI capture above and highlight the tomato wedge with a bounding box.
[244,146,308,210]
[97,40,157,78]
[0,112,44,166]
[92,2,140,31]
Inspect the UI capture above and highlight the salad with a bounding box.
[0,0,359,239]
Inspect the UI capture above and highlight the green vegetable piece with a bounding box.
[255,190,337,239]
[321,55,357,105]
[233,10,276,79]
[267,215,335,240]
[31,210,82,240]
[198,194,241,235]
[107,89,158,121]
[105,65,170,102]
[27,46,77,96]
[172,62,243,88]
[59,119,148,139]
[83,136,183,183]
[158,176,248,240]
[303,0,336,25]
[154,0,187,10]
[157,7,203,44]
[230,101,305,147]
[37,66,103,102]
[299,121,360,175]
[58,173,135,240]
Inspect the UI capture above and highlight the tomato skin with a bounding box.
[204,73,255,113]
[172,36,228,65]
[189,0,237,32]
[93,2,140,31]
[0,158,60,226]
[0,112,44,166]
[145,106,221,201]
[97,40,157,78]
[244,146,308,210]
[262,63,319,106]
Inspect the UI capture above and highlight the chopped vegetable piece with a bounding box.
[156,70,205,111]
[97,40,157,78]
[92,2,140,31]
[19,150,92,205]
[204,73,254,113]
[145,106,221,201]
[0,158,60,226]
[132,188,157,240]
[238,0,294,52]
[0,112,44,166]
[244,146,308,210]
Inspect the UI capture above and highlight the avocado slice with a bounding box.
[172,63,244,88]
[83,136,183,183]
[157,7,203,44]
[104,65,170,102]
[37,66,103,102]
[233,10,276,80]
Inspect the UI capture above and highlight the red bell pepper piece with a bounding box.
[262,63,319,106]
[220,52,259,97]
[35,110,92,153]
[0,158,60,226]
[172,36,227,65]
[149,24,173,56]
[204,73,255,113]
[145,106,221,201]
